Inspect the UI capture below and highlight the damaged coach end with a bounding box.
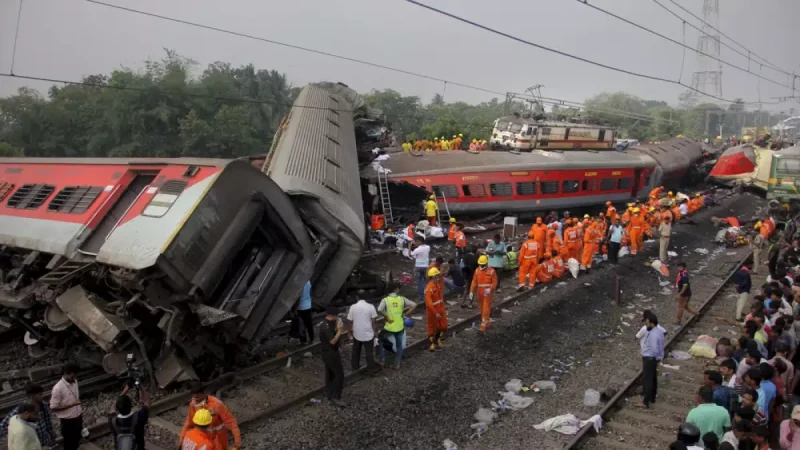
[0,157,314,387]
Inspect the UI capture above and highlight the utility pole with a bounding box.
[687,0,723,103]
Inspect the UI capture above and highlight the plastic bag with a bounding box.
[583,389,600,406]
[567,258,580,279]
[618,246,630,258]
[650,259,670,276]
[505,379,523,394]
[534,380,557,392]
[442,439,458,450]
[474,407,498,426]
[688,335,718,359]
[501,391,534,410]
[670,350,692,360]
[427,226,444,239]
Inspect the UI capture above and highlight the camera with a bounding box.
[125,353,143,391]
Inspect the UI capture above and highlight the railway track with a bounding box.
[79,281,545,449]
[565,252,752,449]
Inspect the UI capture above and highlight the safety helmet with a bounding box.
[459,134,463,137]
[528,231,536,238]
[696,193,702,197]
[677,422,701,445]
[584,214,590,219]
[668,191,674,196]
[478,255,489,265]
[599,212,605,217]
[427,267,441,278]
[633,208,641,213]
[576,222,583,228]
[754,221,762,229]
[482,140,487,143]
[649,207,655,212]
[449,217,457,223]
[193,409,213,426]
[434,137,439,140]
[627,203,634,207]
[453,135,457,138]
[429,194,435,199]
[403,317,415,328]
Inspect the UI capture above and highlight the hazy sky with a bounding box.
[1,0,798,111]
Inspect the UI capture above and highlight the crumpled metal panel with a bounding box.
[55,285,123,351]
[190,303,239,326]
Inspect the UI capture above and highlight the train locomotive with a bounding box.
[368,137,706,214]
[0,82,367,386]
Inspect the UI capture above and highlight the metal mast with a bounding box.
[688,0,723,102]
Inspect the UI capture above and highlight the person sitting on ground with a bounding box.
[686,386,731,441]
[444,258,466,294]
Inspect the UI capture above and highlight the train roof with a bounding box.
[775,144,800,157]
[367,149,651,178]
[0,157,233,167]
[495,116,609,128]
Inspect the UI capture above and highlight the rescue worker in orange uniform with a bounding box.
[447,217,458,248]
[695,193,704,210]
[545,223,557,255]
[621,205,633,224]
[413,139,422,152]
[517,232,539,291]
[469,255,498,332]
[649,185,664,200]
[530,217,547,259]
[580,220,596,271]
[565,220,580,261]
[453,223,467,265]
[646,206,660,239]
[551,250,565,278]
[181,409,216,450]
[552,224,568,261]
[575,220,585,260]
[179,388,241,450]
[433,138,442,151]
[670,202,681,222]
[536,253,554,284]
[425,267,447,351]
[628,208,645,256]
[606,201,618,222]
[762,217,775,237]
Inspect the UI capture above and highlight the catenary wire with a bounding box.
[576,1,793,90]
[10,0,25,74]
[660,0,794,77]
[403,0,784,105]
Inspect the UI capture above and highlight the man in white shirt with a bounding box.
[679,200,689,216]
[409,236,431,302]
[348,299,379,374]
[49,362,82,450]
[8,403,41,450]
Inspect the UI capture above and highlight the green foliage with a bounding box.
[0,51,293,159]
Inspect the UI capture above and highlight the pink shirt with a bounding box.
[49,378,81,419]
[781,420,800,450]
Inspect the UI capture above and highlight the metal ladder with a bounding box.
[377,170,394,225]
[37,260,93,285]
[435,190,452,224]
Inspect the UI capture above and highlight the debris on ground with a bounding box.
[442,439,458,450]
[583,389,601,406]
[533,380,557,392]
[534,414,603,435]
[668,251,678,257]
[694,248,709,255]
[688,335,718,359]
[670,350,692,360]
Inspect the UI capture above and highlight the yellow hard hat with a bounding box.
[695,193,701,197]
[633,208,641,213]
[627,203,634,207]
[434,137,439,140]
[449,217,456,223]
[668,191,674,196]
[649,207,655,212]
[754,221,762,229]
[193,409,213,426]
[453,135,457,138]
[459,134,463,137]
[482,140,486,143]
[429,194,435,199]
[478,255,489,265]
[583,214,590,219]
[427,267,441,278]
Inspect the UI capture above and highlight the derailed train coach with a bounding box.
[0,83,365,386]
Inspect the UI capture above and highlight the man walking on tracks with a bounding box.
[658,216,672,262]
[750,229,766,275]
[377,286,416,369]
[179,385,241,450]
[635,311,665,409]
[425,267,448,351]
[318,306,346,407]
[470,255,498,333]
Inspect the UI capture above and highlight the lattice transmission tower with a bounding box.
[687,0,723,102]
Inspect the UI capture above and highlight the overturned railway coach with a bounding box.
[0,83,365,386]
[370,137,704,214]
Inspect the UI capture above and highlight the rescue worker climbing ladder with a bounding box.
[470,255,497,333]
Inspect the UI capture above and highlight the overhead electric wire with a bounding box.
[577,1,793,90]
[659,0,795,78]
[404,0,785,105]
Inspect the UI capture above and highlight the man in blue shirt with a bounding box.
[757,363,777,422]
[703,370,731,411]
[734,266,752,321]
[635,311,665,408]
[290,281,314,344]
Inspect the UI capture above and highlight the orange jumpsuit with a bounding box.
[621,209,632,224]
[670,205,681,222]
[649,186,663,200]
[628,214,646,255]
[530,223,547,259]
[434,141,442,151]
[180,396,241,450]
[545,228,556,255]
[471,267,498,331]
[454,230,467,250]
[425,280,447,337]
[607,206,618,222]
[181,428,215,450]
[646,213,659,238]
[764,219,775,237]
[552,233,569,261]
[447,224,457,242]
[517,239,539,287]
[454,137,462,149]
[537,258,554,284]
[580,224,596,269]
[414,140,422,151]
[565,226,580,261]
[552,255,565,278]
[696,196,704,209]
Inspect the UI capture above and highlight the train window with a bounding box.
[490,183,513,197]
[143,179,188,218]
[581,180,597,191]
[516,182,537,195]
[540,128,551,136]
[0,182,14,202]
[617,178,633,189]
[6,184,55,210]
[540,181,559,194]
[600,178,616,191]
[432,185,459,198]
[462,184,486,197]
[48,186,103,214]
[561,180,579,193]
[777,159,800,174]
